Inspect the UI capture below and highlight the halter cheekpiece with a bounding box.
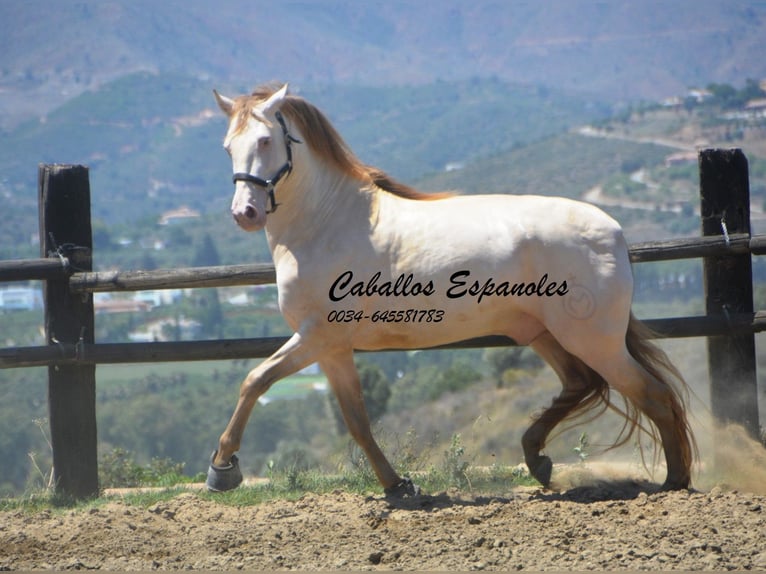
[231,111,301,214]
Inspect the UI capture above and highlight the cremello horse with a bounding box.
[206,83,695,496]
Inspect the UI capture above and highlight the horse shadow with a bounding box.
[381,478,670,512]
[531,478,667,503]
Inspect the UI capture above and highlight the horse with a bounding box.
[205,83,696,496]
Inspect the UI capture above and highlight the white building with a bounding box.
[133,289,183,308]
[0,287,43,311]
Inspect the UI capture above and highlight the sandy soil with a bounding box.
[2,476,765,571]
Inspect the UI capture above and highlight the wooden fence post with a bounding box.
[38,164,99,499]
[699,149,760,440]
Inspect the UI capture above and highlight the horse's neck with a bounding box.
[265,164,374,262]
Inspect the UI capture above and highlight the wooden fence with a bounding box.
[0,150,763,499]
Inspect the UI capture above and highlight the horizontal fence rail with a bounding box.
[628,232,766,262]
[2,231,765,290]
[2,312,766,369]
[68,262,277,292]
[0,256,72,282]
[68,233,760,292]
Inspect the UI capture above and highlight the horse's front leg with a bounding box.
[207,333,315,491]
[320,350,420,498]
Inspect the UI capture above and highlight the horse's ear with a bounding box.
[261,83,289,115]
[213,89,235,116]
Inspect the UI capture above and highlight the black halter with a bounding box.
[231,111,301,214]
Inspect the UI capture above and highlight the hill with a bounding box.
[417,96,766,242]
[2,1,766,130]
[0,73,607,261]
[4,73,766,270]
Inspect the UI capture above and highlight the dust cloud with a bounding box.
[696,421,766,495]
[548,419,766,495]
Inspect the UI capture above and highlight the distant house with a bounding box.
[745,99,766,114]
[687,88,713,103]
[134,289,183,308]
[721,98,766,122]
[0,287,42,311]
[158,206,201,226]
[128,316,202,342]
[661,96,683,108]
[225,292,251,306]
[664,152,698,167]
[94,298,152,314]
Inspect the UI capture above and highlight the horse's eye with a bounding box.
[258,137,271,149]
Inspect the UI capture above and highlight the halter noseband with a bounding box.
[231,111,301,214]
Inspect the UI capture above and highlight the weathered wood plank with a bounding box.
[61,232,764,294]
[69,263,276,292]
[0,257,71,282]
[628,233,751,263]
[700,148,759,440]
[39,164,99,500]
[3,312,766,369]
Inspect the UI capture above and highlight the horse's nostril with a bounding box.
[244,206,256,219]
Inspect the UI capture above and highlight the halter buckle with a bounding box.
[266,188,280,214]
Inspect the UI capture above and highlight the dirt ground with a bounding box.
[2,473,765,571]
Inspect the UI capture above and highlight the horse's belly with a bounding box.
[349,299,547,351]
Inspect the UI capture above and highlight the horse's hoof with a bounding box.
[527,455,553,487]
[660,478,691,491]
[206,451,243,492]
[384,477,421,499]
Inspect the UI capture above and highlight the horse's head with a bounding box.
[214,84,297,232]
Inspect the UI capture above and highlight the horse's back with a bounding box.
[467,193,623,241]
[386,192,628,271]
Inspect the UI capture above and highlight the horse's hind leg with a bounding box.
[552,315,694,490]
[523,332,605,487]
[592,350,693,490]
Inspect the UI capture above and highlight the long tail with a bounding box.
[623,312,697,475]
[551,313,697,476]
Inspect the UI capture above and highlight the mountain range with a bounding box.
[3,1,766,130]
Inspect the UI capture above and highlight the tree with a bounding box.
[329,360,390,434]
[483,347,544,387]
[706,83,738,108]
[91,219,114,251]
[191,234,223,337]
[388,358,482,412]
[192,233,221,267]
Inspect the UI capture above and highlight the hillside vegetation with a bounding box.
[0,73,607,262]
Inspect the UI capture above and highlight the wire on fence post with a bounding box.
[699,148,759,443]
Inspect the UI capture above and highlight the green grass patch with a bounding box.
[98,361,326,401]
[1,433,540,513]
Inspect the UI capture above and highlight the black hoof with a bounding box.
[206,451,243,492]
[527,455,553,487]
[660,478,691,491]
[384,477,421,499]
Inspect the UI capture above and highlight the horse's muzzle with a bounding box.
[232,203,265,232]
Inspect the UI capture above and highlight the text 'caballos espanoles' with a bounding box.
[328,270,569,304]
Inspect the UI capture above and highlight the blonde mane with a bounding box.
[233,84,451,201]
